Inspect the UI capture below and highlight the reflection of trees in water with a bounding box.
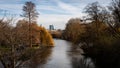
[91,52,120,68]
[69,44,120,68]
[68,45,95,68]
[71,57,95,68]
[22,47,53,68]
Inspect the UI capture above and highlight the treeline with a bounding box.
[63,0,120,68]
[0,1,54,68]
[0,19,54,48]
[0,18,54,68]
[49,29,63,39]
[0,1,54,48]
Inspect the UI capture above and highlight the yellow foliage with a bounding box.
[40,27,54,46]
[31,24,54,47]
[16,20,54,47]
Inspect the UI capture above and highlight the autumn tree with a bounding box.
[40,27,54,46]
[15,20,30,46]
[0,19,54,68]
[21,1,39,47]
[0,16,20,68]
[80,2,120,67]
[63,18,85,43]
[15,19,54,47]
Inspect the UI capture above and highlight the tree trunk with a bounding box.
[11,44,15,68]
[28,13,32,48]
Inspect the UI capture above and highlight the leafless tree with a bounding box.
[84,2,102,21]
[109,0,120,28]
[84,2,112,36]
[21,1,39,47]
[21,1,39,22]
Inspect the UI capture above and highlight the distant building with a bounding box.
[49,25,54,30]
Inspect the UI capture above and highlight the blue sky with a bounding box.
[0,0,111,29]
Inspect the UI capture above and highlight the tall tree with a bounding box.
[84,1,111,23]
[84,2,107,36]
[84,2,101,21]
[21,1,39,22]
[21,1,39,47]
[109,0,120,28]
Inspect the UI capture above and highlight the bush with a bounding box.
[81,33,120,68]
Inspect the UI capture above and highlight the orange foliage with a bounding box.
[15,20,54,47]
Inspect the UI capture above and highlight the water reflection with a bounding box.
[1,39,120,68]
[43,39,72,68]
[91,52,120,68]
[68,44,95,68]
[22,47,53,68]
[21,39,95,68]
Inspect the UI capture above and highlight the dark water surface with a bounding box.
[19,39,95,68]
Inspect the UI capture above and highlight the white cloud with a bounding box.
[55,0,82,15]
[0,0,111,29]
[37,5,57,11]
[37,5,67,14]
[37,14,82,29]
[36,0,86,29]
[0,4,23,15]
